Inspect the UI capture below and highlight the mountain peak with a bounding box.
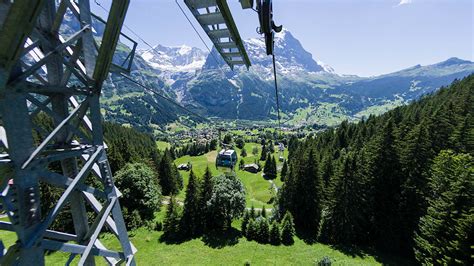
[436,57,472,67]
[236,28,329,74]
[140,44,207,73]
[274,27,290,39]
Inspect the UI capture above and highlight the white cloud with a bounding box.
[397,0,413,6]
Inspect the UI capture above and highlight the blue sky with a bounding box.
[93,0,473,77]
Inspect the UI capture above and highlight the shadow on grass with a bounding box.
[295,228,318,244]
[262,174,277,181]
[201,228,241,249]
[330,244,417,266]
[158,232,195,245]
[158,228,241,249]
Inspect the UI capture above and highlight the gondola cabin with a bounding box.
[216,149,238,169]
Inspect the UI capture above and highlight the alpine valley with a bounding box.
[101,29,474,132]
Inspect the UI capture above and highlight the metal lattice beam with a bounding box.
[0,1,136,265]
[184,0,251,70]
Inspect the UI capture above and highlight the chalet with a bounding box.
[243,163,260,173]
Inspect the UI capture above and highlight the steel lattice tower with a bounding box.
[0,0,136,265]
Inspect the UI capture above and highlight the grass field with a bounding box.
[0,221,382,265]
[156,140,171,151]
[0,142,405,265]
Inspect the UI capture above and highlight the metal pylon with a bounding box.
[0,0,136,265]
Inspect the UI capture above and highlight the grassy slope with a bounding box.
[8,228,376,265]
[0,215,400,265]
[0,144,390,265]
[174,142,285,208]
[156,140,171,151]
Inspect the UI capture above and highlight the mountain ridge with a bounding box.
[102,28,474,131]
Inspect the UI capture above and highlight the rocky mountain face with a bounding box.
[58,6,473,131]
[103,27,474,129]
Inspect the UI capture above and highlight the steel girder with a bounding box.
[0,1,135,265]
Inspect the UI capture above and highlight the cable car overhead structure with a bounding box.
[184,0,252,70]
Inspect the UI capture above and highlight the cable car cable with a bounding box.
[94,1,167,60]
[272,52,282,137]
[94,0,226,76]
[175,0,227,76]
[119,73,210,123]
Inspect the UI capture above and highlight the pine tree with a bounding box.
[241,211,250,236]
[281,211,295,245]
[293,148,323,237]
[260,144,267,161]
[368,119,403,252]
[264,154,277,179]
[414,151,473,265]
[239,158,245,170]
[268,140,275,153]
[450,114,474,154]
[258,218,270,244]
[261,206,267,219]
[246,219,257,241]
[318,153,365,245]
[319,155,333,190]
[280,160,288,181]
[271,156,277,178]
[269,221,281,245]
[240,148,247,157]
[163,197,181,240]
[199,166,213,231]
[180,170,201,237]
[398,122,433,254]
[223,134,233,145]
[159,150,181,195]
[249,205,256,219]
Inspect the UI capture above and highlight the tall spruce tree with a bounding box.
[249,205,256,219]
[241,210,250,236]
[368,119,403,252]
[398,122,433,254]
[180,170,201,237]
[257,218,270,244]
[246,219,257,241]
[281,211,295,245]
[294,148,323,237]
[414,151,473,265]
[264,154,277,179]
[199,166,213,231]
[260,144,267,161]
[159,149,181,195]
[280,160,288,181]
[271,156,277,178]
[163,197,181,240]
[261,206,267,219]
[269,221,281,245]
[318,153,365,245]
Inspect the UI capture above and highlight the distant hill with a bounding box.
[85,18,473,131]
[135,29,473,127]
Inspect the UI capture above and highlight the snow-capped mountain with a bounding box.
[100,28,474,130]
[203,29,333,77]
[139,44,207,73]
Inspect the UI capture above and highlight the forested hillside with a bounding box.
[278,75,473,263]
